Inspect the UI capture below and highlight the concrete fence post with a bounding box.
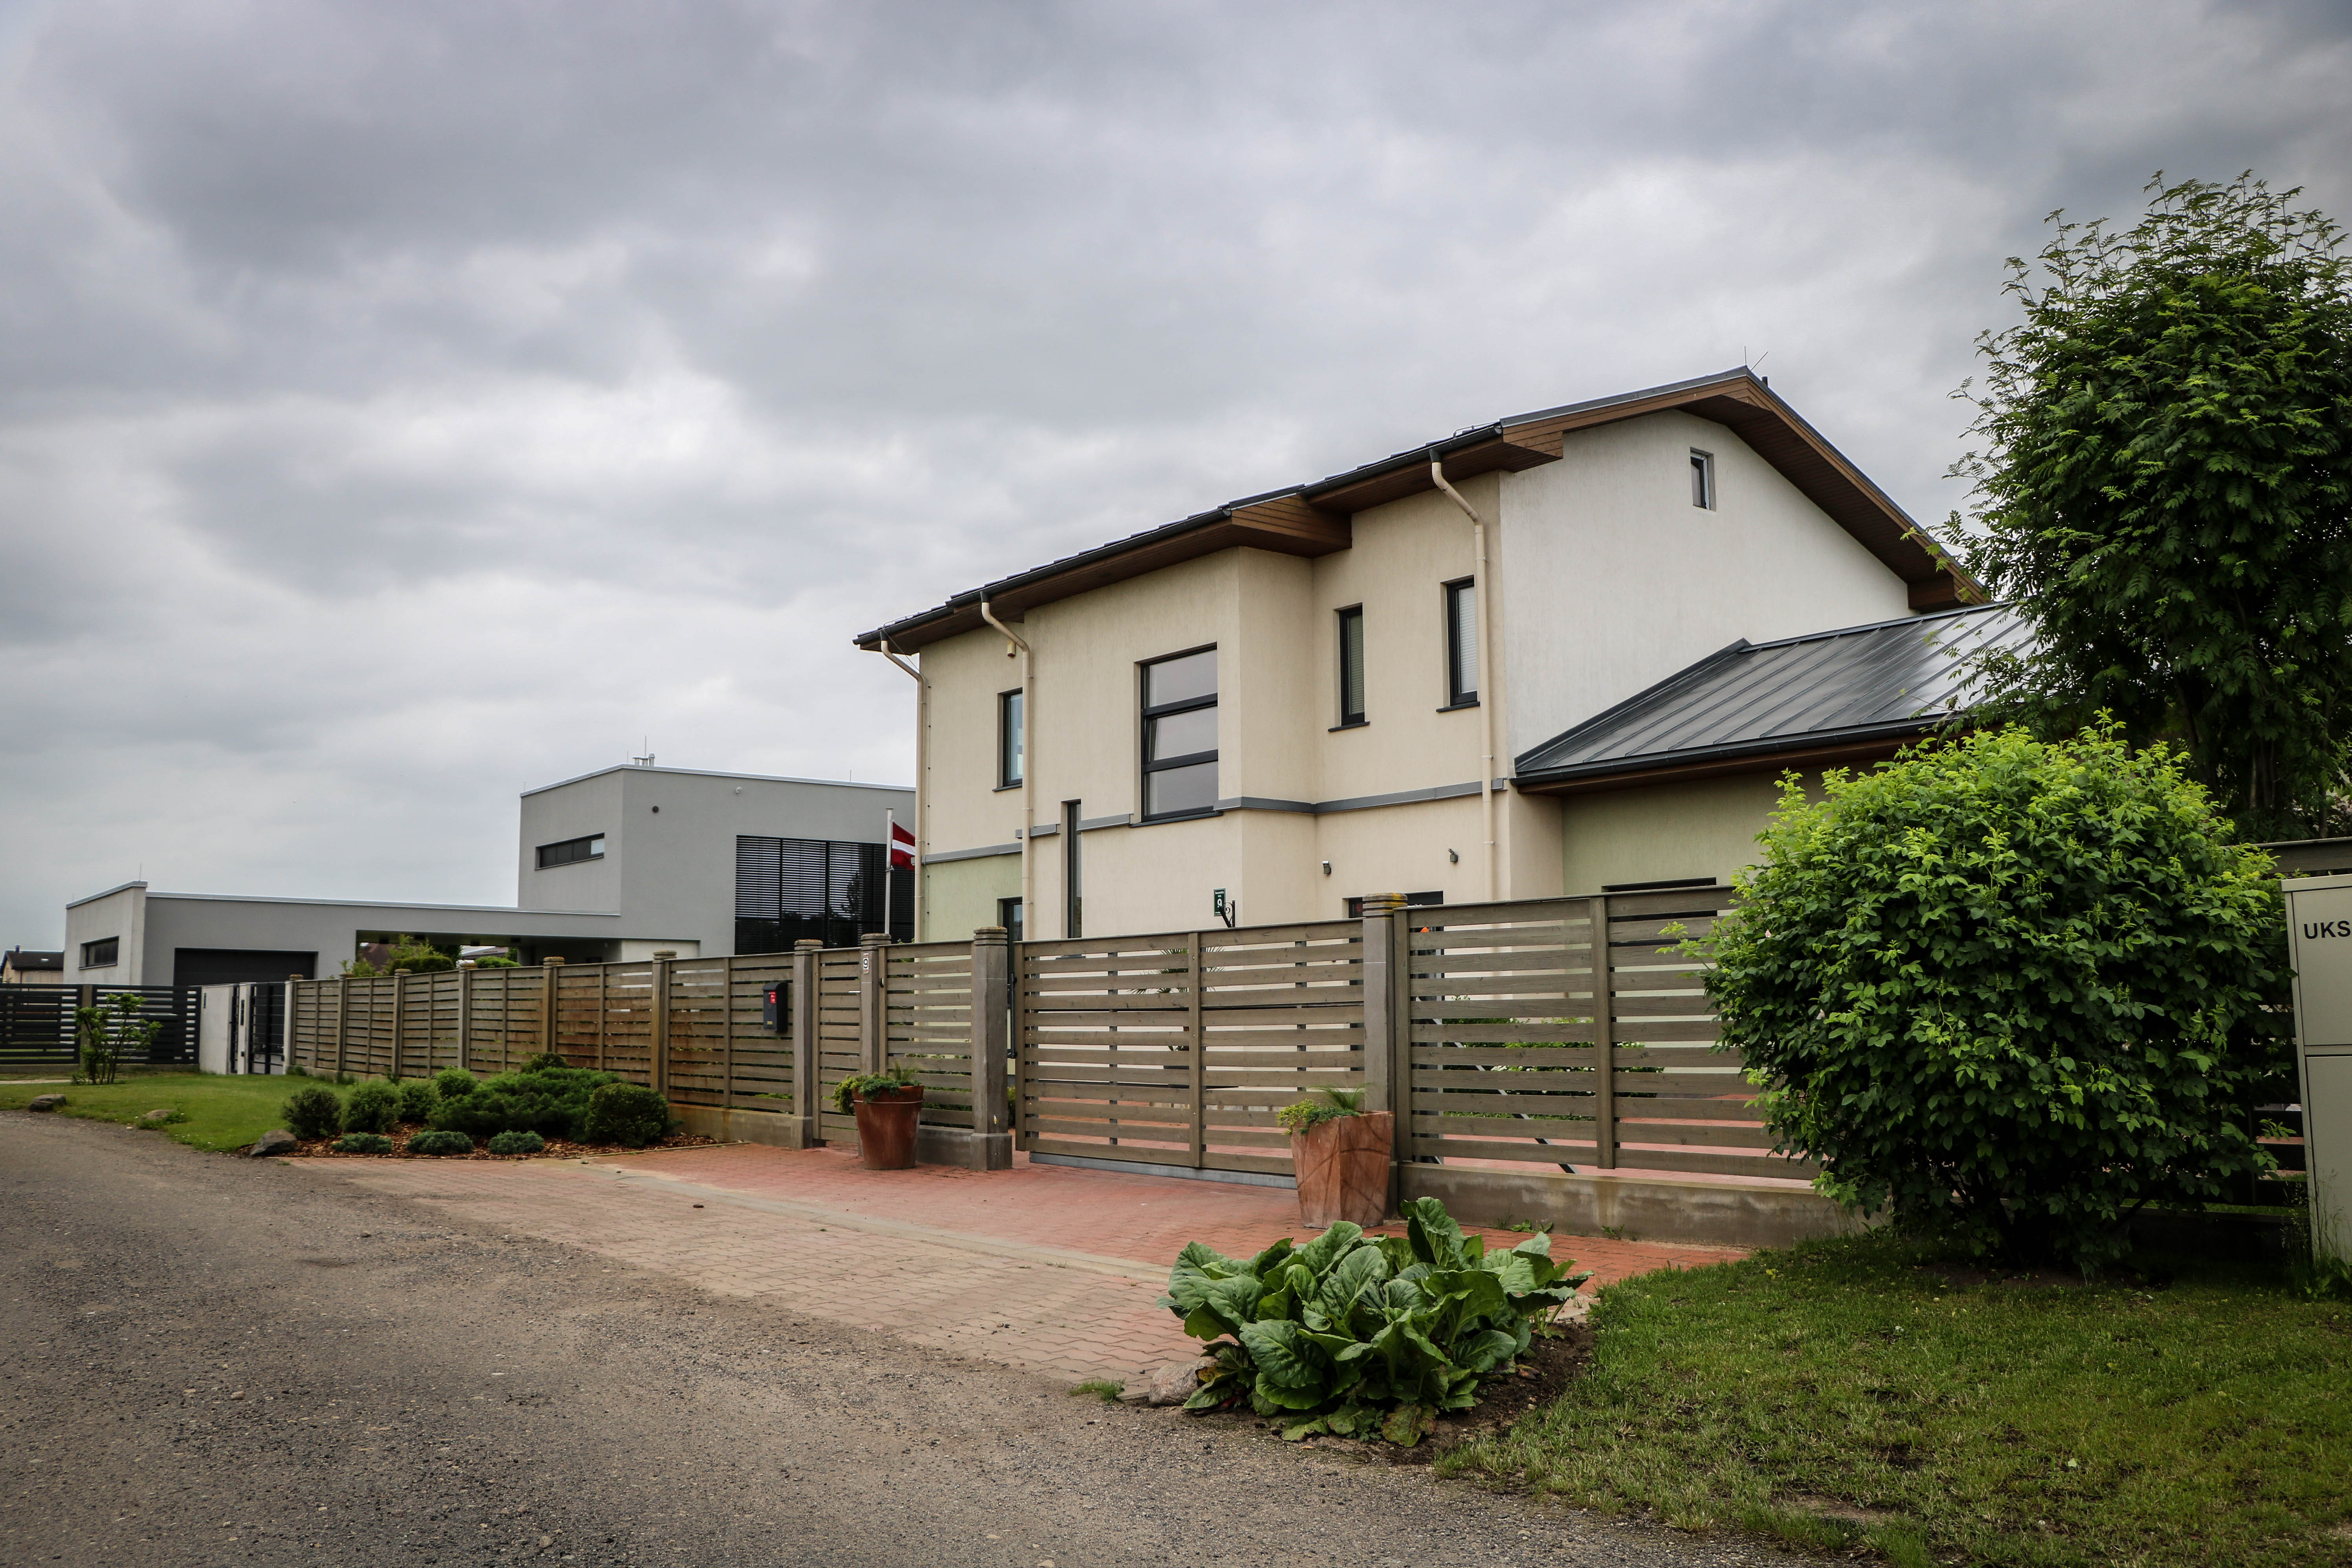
[858,931,892,1077]
[969,926,1013,1171]
[389,970,407,1080]
[455,966,473,1075]
[651,951,677,1096]
[542,956,565,1064]
[1358,893,1408,1205]
[790,941,823,1147]
[334,977,348,1081]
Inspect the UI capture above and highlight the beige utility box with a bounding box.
[2282,873,2352,1262]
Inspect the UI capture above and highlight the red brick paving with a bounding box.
[294,1144,1741,1386]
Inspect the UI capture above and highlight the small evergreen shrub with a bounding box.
[521,1051,570,1074]
[408,1130,473,1156]
[343,1081,401,1134]
[396,1079,440,1124]
[582,1082,673,1148]
[286,1062,311,1078]
[333,1132,393,1154]
[487,1129,546,1156]
[282,1086,343,1141]
[433,1067,477,1100]
[428,1064,620,1141]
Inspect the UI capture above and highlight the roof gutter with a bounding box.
[1429,455,1501,903]
[873,639,925,941]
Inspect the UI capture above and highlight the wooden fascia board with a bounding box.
[1303,433,1558,515]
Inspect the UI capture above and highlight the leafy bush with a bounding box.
[1163,1197,1587,1445]
[433,1068,477,1100]
[429,1065,620,1143]
[1705,725,2291,1270]
[520,1051,570,1074]
[286,1062,310,1078]
[343,1081,402,1134]
[408,1129,473,1156]
[487,1129,545,1156]
[1276,1086,1367,1135]
[582,1082,672,1149]
[333,1132,393,1154]
[396,1080,439,1124]
[281,1086,343,1141]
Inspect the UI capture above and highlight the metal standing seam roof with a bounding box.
[1512,603,2031,781]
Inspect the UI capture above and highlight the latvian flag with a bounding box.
[888,815,917,871]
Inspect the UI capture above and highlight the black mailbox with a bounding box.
[761,980,787,1033]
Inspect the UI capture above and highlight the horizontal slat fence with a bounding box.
[816,949,864,1146]
[885,941,976,1132]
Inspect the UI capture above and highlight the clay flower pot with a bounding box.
[851,1085,925,1170]
[1291,1110,1394,1228]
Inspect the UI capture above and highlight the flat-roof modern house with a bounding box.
[857,367,2002,941]
[62,765,913,987]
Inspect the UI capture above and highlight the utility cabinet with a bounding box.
[2282,873,2352,1262]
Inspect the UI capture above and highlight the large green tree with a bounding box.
[1958,174,2352,838]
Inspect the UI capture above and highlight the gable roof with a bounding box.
[855,368,1983,654]
[1512,602,2029,794]
[3,949,62,971]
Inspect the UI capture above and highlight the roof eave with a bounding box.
[1514,716,1952,795]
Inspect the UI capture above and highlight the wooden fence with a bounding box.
[282,891,1812,1187]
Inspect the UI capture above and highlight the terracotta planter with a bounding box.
[851,1086,925,1170]
[1291,1110,1394,1229]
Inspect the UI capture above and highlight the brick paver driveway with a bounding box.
[295,1145,1741,1383]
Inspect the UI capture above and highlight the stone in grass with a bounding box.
[28,1094,66,1112]
[139,1109,176,1126]
[1121,1357,1217,1407]
[249,1129,299,1157]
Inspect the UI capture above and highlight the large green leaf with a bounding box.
[1248,1237,1297,1276]
[1381,1402,1435,1447]
[1238,1319,1324,1389]
[1402,1196,1468,1268]
[1293,1221,1364,1277]
[1455,1327,1519,1375]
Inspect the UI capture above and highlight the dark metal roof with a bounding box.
[1513,603,2030,784]
[4,949,63,970]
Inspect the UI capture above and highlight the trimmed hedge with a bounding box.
[343,1081,400,1134]
[429,1065,622,1143]
[396,1080,439,1125]
[334,1132,393,1154]
[282,1086,343,1141]
[433,1068,477,1101]
[582,1082,672,1149]
[487,1129,546,1156]
[409,1130,473,1156]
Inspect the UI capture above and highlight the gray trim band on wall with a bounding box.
[1210,782,1486,816]
[923,842,1021,864]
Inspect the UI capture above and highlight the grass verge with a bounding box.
[1,1075,298,1153]
[1437,1231,2352,1568]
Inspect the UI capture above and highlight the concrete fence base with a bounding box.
[667,1102,1010,1172]
[1402,1163,1866,1250]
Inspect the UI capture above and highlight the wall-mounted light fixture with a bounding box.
[1321,861,1332,877]
[1448,848,1459,864]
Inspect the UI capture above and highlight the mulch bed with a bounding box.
[283,1126,721,1161]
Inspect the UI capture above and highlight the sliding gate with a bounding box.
[1014,921,1366,1179]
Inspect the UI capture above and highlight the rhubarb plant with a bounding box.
[1160,1196,1588,1445]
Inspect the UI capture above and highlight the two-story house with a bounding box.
[857,368,2003,942]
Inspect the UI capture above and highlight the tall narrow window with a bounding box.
[1062,801,1082,939]
[1336,606,1366,727]
[997,689,1024,787]
[1443,580,1478,707]
[1690,448,1715,509]
[1141,647,1218,820]
[998,896,1024,944]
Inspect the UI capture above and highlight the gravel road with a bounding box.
[2,1113,1795,1568]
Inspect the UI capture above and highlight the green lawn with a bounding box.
[1438,1232,2352,1568]
[1,1074,303,1153]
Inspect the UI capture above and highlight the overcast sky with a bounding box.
[3,0,2348,946]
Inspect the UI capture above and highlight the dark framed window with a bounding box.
[1443,579,1478,707]
[536,834,605,869]
[1345,892,1444,917]
[1336,606,1366,727]
[1141,647,1218,820]
[81,936,119,968]
[734,835,912,952]
[1062,801,1083,939]
[998,689,1024,788]
[998,897,1024,944]
[1690,448,1715,509]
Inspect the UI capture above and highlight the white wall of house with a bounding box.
[65,882,146,984]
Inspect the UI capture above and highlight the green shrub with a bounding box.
[432,1068,477,1100]
[486,1129,545,1156]
[396,1079,439,1124]
[333,1132,393,1154]
[281,1086,343,1141]
[342,1081,401,1134]
[832,1064,919,1114]
[582,1082,672,1149]
[1275,1086,1366,1135]
[286,1062,310,1078]
[408,1130,473,1156]
[1704,724,2292,1270]
[520,1051,570,1074]
[430,1065,621,1142]
[1165,1197,1587,1445]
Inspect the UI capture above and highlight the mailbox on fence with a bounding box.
[2283,873,2352,1263]
[762,980,788,1034]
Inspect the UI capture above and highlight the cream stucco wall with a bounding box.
[1557,771,1818,893]
[923,852,1021,941]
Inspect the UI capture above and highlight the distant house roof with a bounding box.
[1512,603,2029,794]
[4,949,63,971]
[855,368,1984,654]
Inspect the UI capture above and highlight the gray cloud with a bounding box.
[3,0,2349,939]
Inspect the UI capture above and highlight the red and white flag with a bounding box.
[888,814,917,871]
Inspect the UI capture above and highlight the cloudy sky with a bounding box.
[3,0,2348,946]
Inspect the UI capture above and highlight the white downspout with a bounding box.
[877,639,925,943]
[1431,457,1499,903]
[978,600,1034,932]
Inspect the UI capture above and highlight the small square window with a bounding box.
[1690,448,1715,510]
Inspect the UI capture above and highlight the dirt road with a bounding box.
[2,1113,1791,1568]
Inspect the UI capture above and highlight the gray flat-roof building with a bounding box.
[62,764,913,987]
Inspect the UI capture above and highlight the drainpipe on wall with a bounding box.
[1430,455,1500,903]
[876,638,925,943]
[978,600,1034,931]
